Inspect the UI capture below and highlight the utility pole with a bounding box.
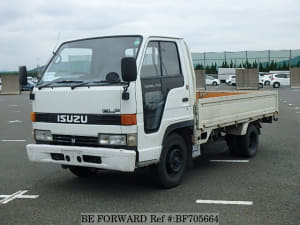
[289,49,292,69]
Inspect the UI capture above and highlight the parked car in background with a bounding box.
[230,75,236,86]
[28,76,38,84]
[21,80,35,91]
[226,75,236,85]
[259,74,271,86]
[205,75,220,86]
[270,74,290,88]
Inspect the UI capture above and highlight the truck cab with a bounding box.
[27,35,196,187]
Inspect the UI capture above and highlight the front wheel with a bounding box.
[212,81,217,86]
[273,82,280,88]
[151,133,187,188]
[264,81,270,86]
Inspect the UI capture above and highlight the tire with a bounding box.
[273,82,280,88]
[151,133,187,188]
[259,83,263,88]
[226,134,240,156]
[212,81,217,86]
[238,124,259,157]
[69,166,97,177]
[264,81,270,86]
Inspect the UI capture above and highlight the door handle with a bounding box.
[182,97,189,102]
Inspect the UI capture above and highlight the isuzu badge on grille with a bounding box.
[57,115,88,124]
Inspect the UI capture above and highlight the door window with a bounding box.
[141,41,183,133]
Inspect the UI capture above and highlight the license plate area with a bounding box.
[62,150,82,163]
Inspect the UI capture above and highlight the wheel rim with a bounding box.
[248,131,257,153]
[166,146,183,176]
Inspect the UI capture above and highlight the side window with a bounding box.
[140,40,184,133]
[141,42,161,78]
[160,42,181,76]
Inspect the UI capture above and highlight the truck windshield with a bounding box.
[39,36,142,86]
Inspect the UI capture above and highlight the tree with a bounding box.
[252,60,258,69]
[258,62,263,72]
[195,64,204,70]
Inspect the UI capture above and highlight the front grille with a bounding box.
[52,134,99,147]
[35,113,121,125]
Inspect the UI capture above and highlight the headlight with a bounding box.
[99,134,126,146]
[34,129,52,141]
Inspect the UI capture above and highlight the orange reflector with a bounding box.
[121,114,137,125]
[31,112,37,122]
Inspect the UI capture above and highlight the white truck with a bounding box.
[218,68,237,83]
[26,35,279,188]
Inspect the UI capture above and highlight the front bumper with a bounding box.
[26,144,136,172]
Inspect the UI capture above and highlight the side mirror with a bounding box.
[121,57,137,82]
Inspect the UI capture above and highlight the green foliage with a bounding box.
[195,64,204,70]
[221,61,229,68]
[0,71,38,77]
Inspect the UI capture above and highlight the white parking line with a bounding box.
[295,107,299,110]
[8,120,23,123]
[288,104,293,106]
[296,112,300,114]
[196,200,253,205]
[12,111,21,113]
[210,160,249,163]
[8,105,19,107]
[0,139,26,142]
[0,190,39,204]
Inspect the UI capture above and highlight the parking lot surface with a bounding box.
[0,85,299,225]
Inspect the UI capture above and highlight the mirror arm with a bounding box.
[122,82,130,100]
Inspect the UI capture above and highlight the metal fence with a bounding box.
[192,49,300,68]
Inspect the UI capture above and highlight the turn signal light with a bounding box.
[31,112,37,122]
[121,114,137,125]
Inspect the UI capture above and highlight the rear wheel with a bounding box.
[226,134,240,156]
[212,81,217,86]
[238,124,259,157]
[259,83,264,88]
[264,81,270,86]
[69,166,97,177]
[226,124,259,157]
[151,133,187,188]
[273,82,280,88]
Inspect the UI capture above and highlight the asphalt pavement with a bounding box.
[0,85,299,225]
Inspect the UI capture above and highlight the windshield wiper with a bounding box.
[90,80,127,85]
[37,80,84,90]
[70,81,90,90]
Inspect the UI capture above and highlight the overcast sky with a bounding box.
[1,0,299,71]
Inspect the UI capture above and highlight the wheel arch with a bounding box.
[163,120,194,146]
